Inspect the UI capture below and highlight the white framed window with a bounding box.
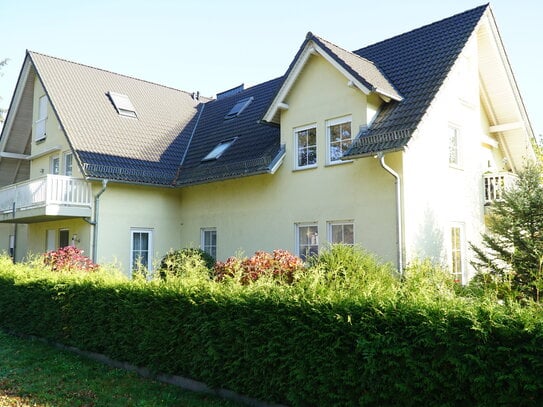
[327,116,352,164]
[201,228,217,259]
[296,223,319,261]
[294,124,317,169]
[64,152,73,176]
[9,235,15,258]
[35,95,48,142]
[448,125,462,168]
[50,155,60,175]
[46,229,56,252]
[450,223,465,284]
[130,229,153,272]
[328,221,354,245]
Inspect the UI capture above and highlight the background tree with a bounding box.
[471,163,543,302]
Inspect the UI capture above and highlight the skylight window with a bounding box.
[108,91,137,118]
[224,97,253,120]
[202,138,237,161]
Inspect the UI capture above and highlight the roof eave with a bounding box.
[176,145,286,187]
[342,146,406,160]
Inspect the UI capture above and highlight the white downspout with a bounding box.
[377,153,403,275]
[88,179,108,263]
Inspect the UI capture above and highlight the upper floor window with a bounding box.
[64,152,73,176]
[224,97,253,119]
[202,138,236,162]
[108,91,137,118]
[327,116,352,164]
[35,95,48,142]
[295,125,317,169]
[448,126,462,168]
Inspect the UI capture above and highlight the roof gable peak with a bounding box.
[263,32,401,124]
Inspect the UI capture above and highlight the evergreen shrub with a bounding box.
[158,248,214,280]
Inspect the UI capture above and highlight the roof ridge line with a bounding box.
[311,33,377,68]
[27,50,207,99]
[309,33,402,100]
[352,4,489,53]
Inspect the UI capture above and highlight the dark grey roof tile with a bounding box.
[345,4,488,157]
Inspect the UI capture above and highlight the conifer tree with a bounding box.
[471,163,543,302]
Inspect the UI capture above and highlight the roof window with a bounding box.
[224,97,253,120]
[202,138,237,161]
[108,91,137,118]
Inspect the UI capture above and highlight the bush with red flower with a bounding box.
[43,246,99,272]
[213,249,304,284]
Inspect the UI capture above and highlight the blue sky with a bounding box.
[1,0,541,137]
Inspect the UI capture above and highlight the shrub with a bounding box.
[43,246,98,272]
[304,244,399,298]
[213,249,304,284]
[400,259,458,302]
[157,248,214,280]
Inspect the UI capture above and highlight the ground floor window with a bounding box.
[328,221,354,245]
[59,229,70,248]
[201,228,217,259]
[131,229,153,272]
[450,224,465,284]
[296,223,319,261]
[9,235,14,258]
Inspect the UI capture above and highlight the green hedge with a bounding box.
[0,255,542,406]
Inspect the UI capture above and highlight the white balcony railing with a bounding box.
[0,174,92,214]
[483,172,517,204]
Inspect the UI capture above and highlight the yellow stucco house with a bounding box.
[0,5,536,282]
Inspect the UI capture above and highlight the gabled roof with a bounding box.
[28,51,205,185]
[0,51,285,187]
[344,4,489,157]
[263,32,401,124]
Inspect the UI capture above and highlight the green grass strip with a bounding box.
[0,329,241,407]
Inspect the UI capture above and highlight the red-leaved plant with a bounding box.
[43,246,99,272]
[213,249,304,284]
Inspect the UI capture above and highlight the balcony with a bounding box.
[483,172,517,205]
[0,174,92,223]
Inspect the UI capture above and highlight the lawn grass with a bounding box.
[0,330,243,407]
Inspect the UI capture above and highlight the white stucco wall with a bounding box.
[402,33,506,281]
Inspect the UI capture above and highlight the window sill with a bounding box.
[293,165,318,172]
[325,159,353,167]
